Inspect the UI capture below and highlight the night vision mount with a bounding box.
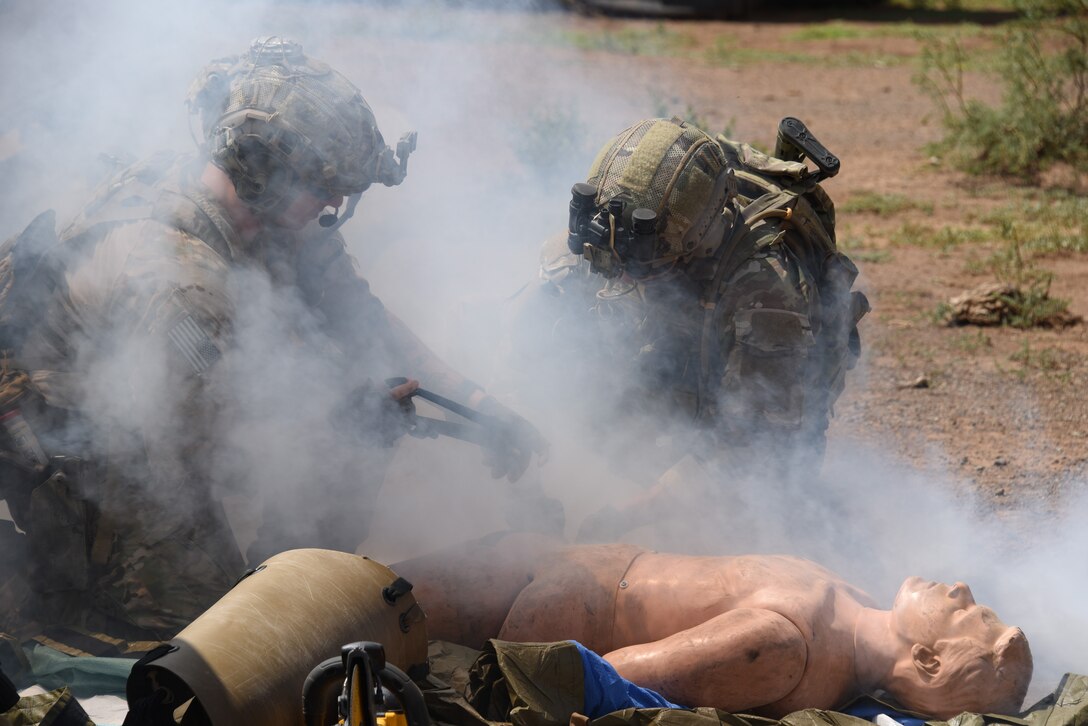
[566,185,659,279]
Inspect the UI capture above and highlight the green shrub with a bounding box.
[989,221,1075,328]
[916,0,1088,181]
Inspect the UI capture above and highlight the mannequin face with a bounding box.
[891,577,1007,647]
[886,578,1032,718]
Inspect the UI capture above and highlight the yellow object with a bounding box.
[377,711,409,726]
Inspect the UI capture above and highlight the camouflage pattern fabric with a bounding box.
[187,36,407,213]
[0,152,400,641]
[586,119,730,263]
[0,686,93,726]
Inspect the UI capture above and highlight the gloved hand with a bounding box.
[333,378,419,448]
[476,396,549,483]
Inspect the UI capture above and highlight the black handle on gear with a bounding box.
[384,378,504,429]
[774,117,840,180]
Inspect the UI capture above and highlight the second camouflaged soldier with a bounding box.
[513,117,868,539]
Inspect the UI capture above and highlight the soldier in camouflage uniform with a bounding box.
[0,37,544,643]
[512,118,867,540]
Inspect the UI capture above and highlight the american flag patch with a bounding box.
[167,314,221,375]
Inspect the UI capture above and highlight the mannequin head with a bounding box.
[884,578,1033,718]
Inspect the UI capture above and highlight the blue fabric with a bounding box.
[841,698,927,726]
[572,641,685,717]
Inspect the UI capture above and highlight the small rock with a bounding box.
[898,375,930,390]
[960,456,969,466]
[995,488,1006,497]
[975,465,986,473]
[994,457,1008,467]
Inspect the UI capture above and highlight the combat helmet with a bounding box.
[566,118,734,278]
[187,37,415,228]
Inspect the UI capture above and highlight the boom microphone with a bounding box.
[318,206,338,228]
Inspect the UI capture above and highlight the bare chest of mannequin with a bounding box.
[611,553,873,715]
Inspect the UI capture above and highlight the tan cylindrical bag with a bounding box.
[126,549,428,726]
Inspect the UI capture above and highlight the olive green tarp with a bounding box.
[5,639,1088,726]
[426,640,1088,726]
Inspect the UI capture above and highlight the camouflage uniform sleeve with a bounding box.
[713,237,821,456]
[66,219,234,494]
[57,220,244,633]
[295,231,480,396]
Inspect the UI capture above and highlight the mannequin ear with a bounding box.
[911,644,941,679]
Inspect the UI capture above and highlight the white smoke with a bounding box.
[1,0,1084,707]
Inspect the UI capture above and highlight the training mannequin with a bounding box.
[393,534,1032,719]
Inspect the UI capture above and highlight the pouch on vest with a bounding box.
[25,463,94,594]
[720,308,813,429]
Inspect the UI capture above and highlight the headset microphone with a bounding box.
[318,206,338,228]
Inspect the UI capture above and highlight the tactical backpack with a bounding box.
[696,121,870,423]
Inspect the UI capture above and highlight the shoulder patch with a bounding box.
[166,312,222,375]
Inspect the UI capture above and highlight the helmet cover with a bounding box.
[187,37,391,211]
[587,118,730,263]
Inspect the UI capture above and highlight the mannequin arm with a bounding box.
[603,608,807,712]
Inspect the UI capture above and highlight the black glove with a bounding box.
[476,396,549,483]
[333,380,416,448]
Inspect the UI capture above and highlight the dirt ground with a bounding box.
[538,9,1088,514]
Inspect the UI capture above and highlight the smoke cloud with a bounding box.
[0,0,1084,706]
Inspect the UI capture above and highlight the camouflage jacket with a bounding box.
[0,153,409,638]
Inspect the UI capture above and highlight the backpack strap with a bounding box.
[696,190,797,417]
[151,188,235,261]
